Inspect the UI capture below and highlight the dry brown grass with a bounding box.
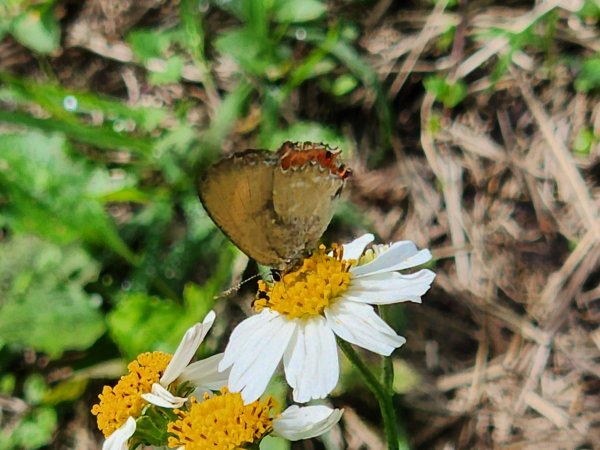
[350,1,600,448]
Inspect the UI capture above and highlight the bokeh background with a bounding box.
[1,0,599,448]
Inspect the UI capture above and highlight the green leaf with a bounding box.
[182,282,215,320]
[10,5,59,54]
[0,73,166,132]
[149,55,184,85]
[0,109,154,154]
[274,0,326,23]
[128,29,170,62]
[153,124,198,184]
[23,374,47,404]
[331,73,358,96]
[108,293,188,359]
[0,236,105,357]
[7,406,57,449]
[0,131,138,263]
[180,0,210,66]
[95,187,152,204]
[578,0,600,20]
[215,28,272,75]
[436,25,456,52]
[108,292,213,360]
[575,55,600,92]
[573,128,596,155]
[241,0,269,37]
[0,373,16,395]
[423,75,467,108]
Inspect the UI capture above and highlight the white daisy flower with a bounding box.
[92,311,229,450]
[219,234,435,403]
[167,387,342,448]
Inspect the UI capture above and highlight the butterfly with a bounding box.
[198,141,351,270]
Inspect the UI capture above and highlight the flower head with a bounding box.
[219,234,435,403]
[167,387,342,449]
[92,311,227,450]
[91,351,172,438]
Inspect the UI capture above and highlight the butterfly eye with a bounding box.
[270,270,282,282]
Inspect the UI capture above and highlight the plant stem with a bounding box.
[337,339,399,449]
[379,306,395,393]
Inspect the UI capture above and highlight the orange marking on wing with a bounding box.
[277,141,352,179]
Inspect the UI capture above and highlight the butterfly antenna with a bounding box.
[213,273,262,300]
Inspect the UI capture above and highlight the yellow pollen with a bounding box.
[254,244,354,319]
[91,351,172,437]
[167,387,277,450]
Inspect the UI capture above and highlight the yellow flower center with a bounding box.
[167,388,277,449]
[91,351,172,437]
[254,245,354,320]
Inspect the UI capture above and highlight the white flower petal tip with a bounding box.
[350,240,433,278]
[326,301,406,356]
[220,310,296,404]
[342,233,375,260]
[141,383,186,408]
[273,405,343,441]
[103,416,136,450]
[345,269,436,305]
[160,311,216,386]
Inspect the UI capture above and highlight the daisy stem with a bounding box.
[378,306,395,393]
[337,339,399,449]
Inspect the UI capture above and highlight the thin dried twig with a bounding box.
[388,0,449,97]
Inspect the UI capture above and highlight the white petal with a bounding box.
[180,353,228,390]
[351,241,432,277]
[219,309,279,370]
[141,383,186,408]
[345,269,436,304]
[220,309,296,404]
[273,405,343,441]
[325,301,406,355]
[160,310,216,386]
[103,416,136,450]
[342,234,374,260]
[283,317,339,403]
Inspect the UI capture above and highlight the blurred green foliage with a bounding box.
[1,1,60,54]
[575,54,600,92]
[0,236,104,356]
[423,76,467,108]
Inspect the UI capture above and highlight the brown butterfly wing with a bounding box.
[271,163,344,265]
[199,144,348,270]
[198,150,285,267]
